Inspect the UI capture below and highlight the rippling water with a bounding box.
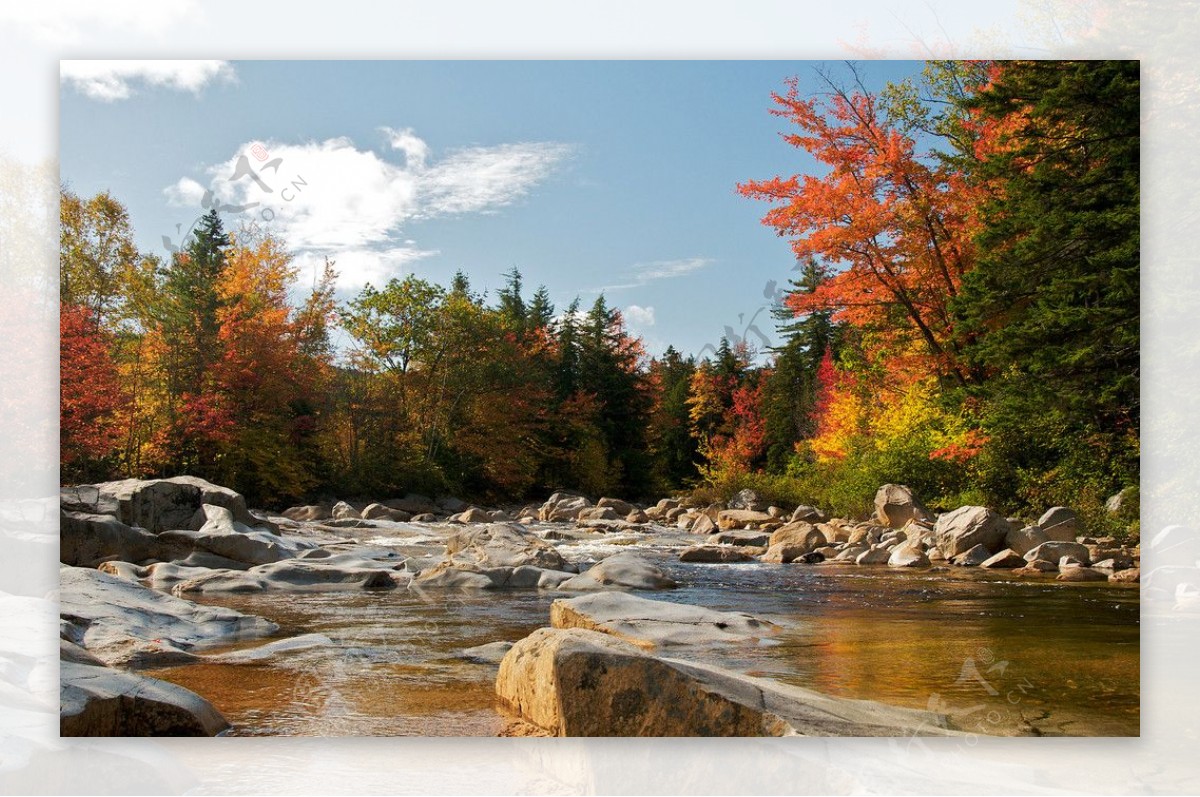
[146,541,1139,737]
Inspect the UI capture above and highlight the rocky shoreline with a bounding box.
[59,477,1138,737]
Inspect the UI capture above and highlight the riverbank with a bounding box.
[59,477,1139,737]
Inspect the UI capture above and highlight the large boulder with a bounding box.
[59,566,276,668]
[768,521,825,551]
[790,505,827,523]
[60,510,162,568]
[980,549,1025,569]
[281,504,333,522]
[495,627,960,737]
[60,661,229,736]
[446,523,571,571]
[1024,541,1091,566]
[596,497,636,516]
[577,506,620,522]
[689,514,717,536]
[874,484,933,529]
[887,541,930,568]
[69,476,257,533]
[550,592,780,649]
[707,530,771,547]
[679,545,757,564]
[934,506,1010,558]
[1004,524,1049,556]
[172,559,399,594]
[411,560,573,590]
[539,492,593,522]
[361,503,411,522]
[1037,507,1080,542]
[157,504,312,566]
[557,553,677,591]
[727,489,770,512]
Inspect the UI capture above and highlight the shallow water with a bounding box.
[147,537,1139,737]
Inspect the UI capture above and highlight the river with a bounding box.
[145,524,1139,737]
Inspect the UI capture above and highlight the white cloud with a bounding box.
[381,126,429,170]
[592,257,713,293]
[5,1,200,44]
[165,132,572,289]
[625,304,656,327]
[61,59,233,101]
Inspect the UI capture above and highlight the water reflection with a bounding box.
[147,560,1139,737]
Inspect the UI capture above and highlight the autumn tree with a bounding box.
[61,304,125,480]
[737,69,983,385]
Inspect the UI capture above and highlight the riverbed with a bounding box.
[144,521,1139,737]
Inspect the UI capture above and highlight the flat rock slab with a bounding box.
[679,545,757,564]
[205,633,335,664]
[60,566,277,668]
[60,660,229,736]
[556,553,677,591]
[550,592,780,649]
[496,627,961,737]
[459,641,515,664]
[446,523,571,571]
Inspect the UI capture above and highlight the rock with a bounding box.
[59,566,276,668]
[814,546,840,559]
[834,545,870,562]
[818,522,850,544]
[874,484,933,529]
[362,503,411,521]
[550,592,780,649]
[846,527,874,547]
[330,501,360,520]
[665,507,687,523]
[60,510,163,568]
[446,522,571,571]
[887,542,930,568]
[490,510,515,522]
[577,506,620,522]
[454,507,492,523]
[281,504,333,522]
[1093,556,1135,571]
[172,559,398,594]
[206,633,335,664]
[790,505,827,523]
[707,530,771,547]
[1105,488,1135,515]
[855,547,892,566]
[760,543,808,564]
[934,506,1010,558]
[768,521,824,552]
[495,627,960,737]
[626,510,649,524]
[686,514,716,536]
[716,510,774,530]
[1110,568,1140,583]
[1038,507,1080,541]
[597,497,635,516]
[539,492,593,522]
[410,513,438,523]
[1056,566,1108,583]
[157,504,312,566]
[60,661,229,736]
[727,488,770,512]
[1005,525,1049,556]
[411,561,571,590]
[980,549,1025,569]
[1020,559,1059,573]
[679,545,757,564]
[557,553,677,591]
[951,544,993,567]
[1024,541,1091,566]
[1058,555,1086,569]
[460,641,515,664]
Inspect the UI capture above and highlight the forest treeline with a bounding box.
[60,60,1139,535]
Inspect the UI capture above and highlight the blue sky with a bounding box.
[60,59,924,360]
